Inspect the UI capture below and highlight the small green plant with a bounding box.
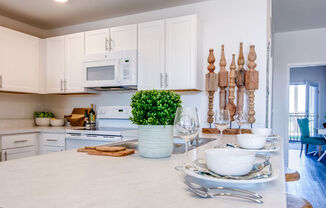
[130,90,182,125]
[34,112,55,118]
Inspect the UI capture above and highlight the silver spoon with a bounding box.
[185,178,263,199]
[187,186,264,204]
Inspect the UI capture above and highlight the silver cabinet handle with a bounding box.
[64,79,67,91]
[46,139,58,142]
[160,73,164,88]
[60,79,63,91]
[14,139,28,143]
[0,151,2,161]
[4,151,7,161]
[105,37,109,51]
[165,73,168,88]
[0,74,2,88]
[109,37,113,51]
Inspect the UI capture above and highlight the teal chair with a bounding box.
[297,118,326,158]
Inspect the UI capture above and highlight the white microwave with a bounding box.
[82,50,137,89]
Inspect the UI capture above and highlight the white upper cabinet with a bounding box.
[0,27,40,93]
[46,36,65,93]
[137,15,198,91]
[85,28,110,55]
[165,15,197,90]
[64,33,85,93]
[110,24,137,51]
[138,20,165,90]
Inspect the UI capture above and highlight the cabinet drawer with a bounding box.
[2,133,37,149]
[40,133,65,147]
[1,146,36,161]
[40,146,65,154]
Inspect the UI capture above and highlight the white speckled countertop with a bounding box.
[0,135,286,208]
[0,126,71,135]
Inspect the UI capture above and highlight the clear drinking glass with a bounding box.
[235,111,247,134]
[214,109,230,138]
[174,107,200,154]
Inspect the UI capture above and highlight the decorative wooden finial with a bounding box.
[245,45,259,124]
[218,45,228,110]
[205,49,218,126]
[236,42,246,114]
[207,49,216,73]
[226,54,237,121]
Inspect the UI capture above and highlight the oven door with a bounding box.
[65,134,122,150]
[82,54,120,88]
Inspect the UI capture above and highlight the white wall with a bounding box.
[0,92,44,128]
[290,66,326,127]
[41,0,269,128]
[273,27,326,165]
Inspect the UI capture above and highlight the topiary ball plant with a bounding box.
[130,90,182,125]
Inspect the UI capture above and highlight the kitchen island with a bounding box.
[0,135,286,208]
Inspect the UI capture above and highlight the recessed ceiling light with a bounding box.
[55,0,68,3]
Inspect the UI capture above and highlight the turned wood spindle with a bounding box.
[218,45,228,110]
[236,42,246,114]
[245,45,259,124]
[226,54,237,121]
[205,49,218,126]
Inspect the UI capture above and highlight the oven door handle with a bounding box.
[65,135,122,142]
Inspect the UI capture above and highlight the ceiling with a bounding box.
[273,0,326,33]
[0,0,204,29]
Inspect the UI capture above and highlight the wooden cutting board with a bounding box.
[77,147,135,157]
[88,149,135,157]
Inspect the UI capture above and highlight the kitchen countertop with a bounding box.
[0,126,71,135]
[0,135,286,208]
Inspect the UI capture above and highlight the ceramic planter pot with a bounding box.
[138,125,174,158]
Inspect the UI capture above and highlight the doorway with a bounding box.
[289,81,319,141]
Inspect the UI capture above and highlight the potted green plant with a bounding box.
[34,112,55,126]
[130,90,181,158]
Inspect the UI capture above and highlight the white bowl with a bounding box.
[252,128,272,137]
[50,119,64,127]
[236,134,267,150]
[35,118,50,126]
[205,148,255,176]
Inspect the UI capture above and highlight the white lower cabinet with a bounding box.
[1,133,37,161]
[2,146,36,161]
[39,133,65,154]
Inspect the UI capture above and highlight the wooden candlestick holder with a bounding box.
[236,42,246,114]
[218,45,228,110]
[226,54,236,121]
[245,45,259,124]
[205,49,218,126]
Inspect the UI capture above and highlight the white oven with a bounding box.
[83,50,137,89]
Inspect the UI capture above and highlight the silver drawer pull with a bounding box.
[14,139,28,143]
[46,139,58,142]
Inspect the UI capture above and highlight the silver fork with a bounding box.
[187,186,264,204]
[185,178,263,199]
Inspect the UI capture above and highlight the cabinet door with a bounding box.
[46,36,65,93]
[64,33,85,93]
[165,15,197,90]
[85,28,110,55]
[40,146,64,155]
[40,133,65,147]
[137,20,165,90]
[0,27,40,93]
[110,24,137,51]
[1,146,36,161]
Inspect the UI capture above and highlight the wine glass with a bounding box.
[174,107,200,154]
[235,111,247,134]
[214,109,230,138]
